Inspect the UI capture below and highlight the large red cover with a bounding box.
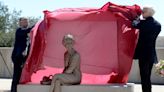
[20,2,141,84]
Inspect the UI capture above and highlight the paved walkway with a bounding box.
[0,79,164,92]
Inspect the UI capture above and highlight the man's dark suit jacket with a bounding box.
[11,27,32,63]
[133,17,161,63]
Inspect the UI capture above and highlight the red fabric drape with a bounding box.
[20,2,141,84]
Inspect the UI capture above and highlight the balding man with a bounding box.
[11,17,33,92]
[133,7,161,92]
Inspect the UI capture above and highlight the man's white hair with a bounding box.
[19,17,28,21]
[143,6,155,16]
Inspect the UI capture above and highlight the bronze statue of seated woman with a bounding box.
[49,34,82,92]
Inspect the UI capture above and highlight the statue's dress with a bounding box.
[49,51,81,92]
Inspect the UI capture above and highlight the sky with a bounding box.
[1,0,164,35]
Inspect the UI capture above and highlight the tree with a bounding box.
[0,2,10,33]
[0,2,17,47]
[28,16,41,27]
[0,1,40,47]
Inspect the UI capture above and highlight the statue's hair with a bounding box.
[63,34,74,41]
[143,6,155,16]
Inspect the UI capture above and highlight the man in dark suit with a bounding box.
[132,7,161,92]
[11,17,32,92]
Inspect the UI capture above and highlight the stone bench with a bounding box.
[17,83,134,92]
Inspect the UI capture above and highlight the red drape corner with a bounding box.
[20,2,141,84]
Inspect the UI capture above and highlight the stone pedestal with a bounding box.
[17,84,134,92]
